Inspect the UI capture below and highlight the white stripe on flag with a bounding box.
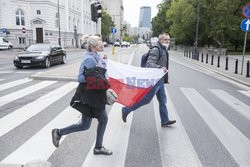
[210,89,250,120]
[82,103,133,167]
[181,88,250,167]
[0,78,32,92]
[153,92,202,167]
[0,82,77,138]
[1,107,79,165]
[0,81,56,107]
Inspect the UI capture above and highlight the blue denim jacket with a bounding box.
[77,53,98,83]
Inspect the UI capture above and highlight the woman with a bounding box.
[51,35,112,155]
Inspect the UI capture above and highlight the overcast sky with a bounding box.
[123,0,163,27]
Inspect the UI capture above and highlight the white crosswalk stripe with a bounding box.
[1,106,79,164]
[0,82,77,137]
[0,79,5,82]
[0,81,56,107]
[0,79,249,167]
[0,78,32,92]
[153,92,202,167]
[210,89,250,120]
[238,90,250,98]
[181,88,250,167]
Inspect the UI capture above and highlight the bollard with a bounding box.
[217,56,220,68]
[246,60,250,77]
[235,59,238,74]
[206,53,208,63]
[211,55,214,65]
[225,56,228,70]
[189,51,191,58]
[201,53,203,62]
[197,52,199,61]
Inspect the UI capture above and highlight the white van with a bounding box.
[0,37,13,50]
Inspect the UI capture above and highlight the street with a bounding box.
[0,45,249,167]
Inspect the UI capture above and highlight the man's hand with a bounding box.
[161,67,168,73]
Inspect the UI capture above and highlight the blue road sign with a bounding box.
[241,18,250,32]
[243,4,250,18]
[111,27,117,34]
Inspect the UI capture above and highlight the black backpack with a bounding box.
[141,46,162,67]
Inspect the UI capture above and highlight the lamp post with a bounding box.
[57,0,61,46]
[193,0,200,60]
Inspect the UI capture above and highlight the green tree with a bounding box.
[101,10,114,41]
[152,0,172,37]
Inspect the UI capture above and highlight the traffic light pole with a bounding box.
[96,17,101,35]
[58,0,61,46]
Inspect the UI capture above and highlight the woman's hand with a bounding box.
[103,54,108,60]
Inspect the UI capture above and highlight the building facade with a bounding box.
[138,6,151,28]
[0,0,98,48]
[102,0,124,42]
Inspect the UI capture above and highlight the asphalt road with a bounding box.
[0,45,249,167]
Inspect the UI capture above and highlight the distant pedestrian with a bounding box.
[52,35,112,155]
[122,32,176,127]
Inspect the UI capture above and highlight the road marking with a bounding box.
[153,91,202,167]
[0,78,32,92]
[0,82,77,137]
[238,90,250,98]
[1,106,79,165]
[210,89,250,120]
[0,81,56,107]
[0,71,13,74]
[0,79,5,82]
[181,88,250,167]
[82,103,133,167]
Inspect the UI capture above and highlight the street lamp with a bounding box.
[193,0,200,60]
[57,0,61,46]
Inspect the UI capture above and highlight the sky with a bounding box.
[123,0,163,27]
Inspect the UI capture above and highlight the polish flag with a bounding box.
[107,60,165,107]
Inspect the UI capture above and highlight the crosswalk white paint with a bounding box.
[82,103,133,167]
[153,92,202,167]
[210,89,250,120]
[238,90,250,98]
[1,106,80,165]
[181,88,250,167]
[0,79,5,82]
[0,81,56,107]
[0,78,32,92]
[0,82,77,137]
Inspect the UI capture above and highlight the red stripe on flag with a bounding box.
[108,77,151,107]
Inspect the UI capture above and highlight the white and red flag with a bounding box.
[107,60,165,107]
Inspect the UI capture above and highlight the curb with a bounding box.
[185,57,250,87]
[29,74,76,82]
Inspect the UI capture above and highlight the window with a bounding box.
[55,12,59,28]
[3,38,8,43]
[19,37,25,44]
[16,9,25,26]
[37,10,41,15]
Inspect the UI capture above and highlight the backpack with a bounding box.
[141,46,162,67]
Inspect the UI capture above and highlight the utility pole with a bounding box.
[193,0,200,60]
[57,0,61,46]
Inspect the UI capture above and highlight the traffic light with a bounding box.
[91,2,102,22]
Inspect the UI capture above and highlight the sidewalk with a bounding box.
[170,50,250,87]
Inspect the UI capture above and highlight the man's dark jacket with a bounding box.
[146,41,169,83]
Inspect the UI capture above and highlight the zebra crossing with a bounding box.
[0,78,249,167]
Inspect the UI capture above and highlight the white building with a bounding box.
[0,0,98,48]
[102,0,124,42]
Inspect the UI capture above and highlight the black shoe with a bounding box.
[161,120,176,127]
[93,147,113,155]
[122,107,129,123]
[52,129,61,147]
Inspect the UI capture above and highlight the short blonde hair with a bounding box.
[85,35,102,52]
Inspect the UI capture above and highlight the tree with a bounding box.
[152,0,172,37]
[101,10,114,41]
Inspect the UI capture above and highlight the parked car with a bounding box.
[81,41,87,49]
[0,37,13,50]
[102,41,108,47]
[13,43,66,69]
[121,41,130,47]
[114,42,120,47]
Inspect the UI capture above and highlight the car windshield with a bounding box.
[27,45,51,51]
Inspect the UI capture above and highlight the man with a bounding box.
[122,32,176,127]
